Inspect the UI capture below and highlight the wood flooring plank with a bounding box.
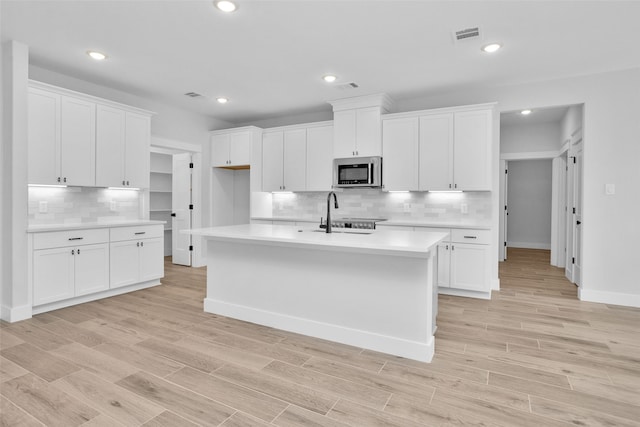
[175,335,274,370]
[3,321,72,351]
[50,342,138,382]
[0,394,44,427]
[0,355,29,383]
[0,327,24,350]
[115,371,235,426]
[93,341,184,378]
[76,318,149,346]
[327,398,426,427]
[568,376,640,407]
[530,395,640,427]
[166,366,289,422]
[141,411,198,427]
[273,405,351,427]
[1,343,80,382]
[115,317,184,343]
[262,360,392,410]
[39,319,108,348]
[79,414,125,427]
[135,337,225,373]
[219,411,272,427]
[1,374,99,427]
[53,370,164,426]
[213,363,338,415]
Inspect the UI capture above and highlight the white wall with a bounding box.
[394,67,640,307]
[501,122,562,154]
[507,159,553,249]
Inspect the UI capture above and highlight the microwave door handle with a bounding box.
[369,163,372,183]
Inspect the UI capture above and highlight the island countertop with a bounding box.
[189,224,448,258]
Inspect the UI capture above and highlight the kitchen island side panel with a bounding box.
[204,238,436,362]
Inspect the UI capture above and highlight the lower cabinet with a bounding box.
[436,228,490,292]
[31,225,164,309]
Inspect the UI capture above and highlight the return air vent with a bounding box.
[335,82,359,91]
[453,27,481,43]
[184,92,203,98]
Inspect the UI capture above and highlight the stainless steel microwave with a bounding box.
[333,156,382,188]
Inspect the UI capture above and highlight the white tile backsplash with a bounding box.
[271,189,492,223]
[28,186,142,225]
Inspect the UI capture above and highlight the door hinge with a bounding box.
[505,169,508,174]
[189,245,193,251]
[189,204,194,210]
[504,205,507,210]
[189,162,194,169]
[572,207,576,214]
[572,257,575,264]
[573,157,576,164]
[504,241,507,247]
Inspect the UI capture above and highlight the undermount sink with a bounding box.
[304,229,373,235]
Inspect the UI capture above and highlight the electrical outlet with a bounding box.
[403,203,411,213]
[461,203,468,214]
[605,184,615,195]
[39,201,48,213]
[110,200,117,212]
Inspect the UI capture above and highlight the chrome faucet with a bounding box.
[326,191,339,233]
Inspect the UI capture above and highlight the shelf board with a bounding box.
[150,170,172,175]
[150,189,172,193]
[164,228,172,231]
[150,209,172,212]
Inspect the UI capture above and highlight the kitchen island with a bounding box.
[189,224,447,362]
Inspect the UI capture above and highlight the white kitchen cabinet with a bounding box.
[27,87,96,186]
[262,129,306,192]
[450,243,490,292]
[437,241,451,288]
[452,110,492,191]
[306,125,333,191]
[382,116,419,191]
[110,225,164,289]
[419,113,454,191]
[211,131,252,167]
[333,107,383,158]
[124,112,151,188]
[32,230,109,306]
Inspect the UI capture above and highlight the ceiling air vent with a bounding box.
[335,82,359,91]
[453,27,481,43]
[184,92,203,98]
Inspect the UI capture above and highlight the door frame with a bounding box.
[150,136,203,267]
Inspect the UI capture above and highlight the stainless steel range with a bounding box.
[320,217,387,230]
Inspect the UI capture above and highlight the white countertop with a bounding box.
[252,216,491,230]
[189,224,448,258]
[27,220,166,233]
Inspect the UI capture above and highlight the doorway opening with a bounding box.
[499,104,583,287]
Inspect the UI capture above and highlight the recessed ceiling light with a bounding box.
[323,75,337,83]
[217,97,229,104]
[521,109,532,115]
[215,1,237,12]
[481,43,502,53]
[87,51,107,60]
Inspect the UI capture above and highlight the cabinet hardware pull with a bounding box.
[63,177,67,183]
[452,245,455,250]
[68,237,83,241]
[141,242,144,247]
[463,236,477,239]
[137,242,140,247]
[57,177,61,183]
[134,232,146,235]
[454,183,457,189]
[126,181,130,186]
[71,249,75,255]
[449,183,452,188]
[77,249,80,255]
[123,180,126,185]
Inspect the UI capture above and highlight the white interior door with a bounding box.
[572,147,583,286]
[503,162,509,260]
[172,153,192,266]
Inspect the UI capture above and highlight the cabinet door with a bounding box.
[333,109,357,158]
[28,88,60,185]
[124,112,151,188]
[453,110,491,191]
[110,240,140,289]
[283,129,306,192]
[139,238,164,282]
[75,243,110,296]
[96,105,126,187]
[33,247,74,306]
[382,117,419,191]
[229,132,252,166]
[437,243,451,288]
[211,134,230,167]
[355,107,382,157]
[419,113,454,191]
[262,132,284,192]
[306,126,333,191]
[450,243,489,292]
[60,96,96,186]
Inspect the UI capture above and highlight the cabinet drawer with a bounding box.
[451,229,490,245]
[110,225,164,242]
[33,228,109,250]
[413,226,450,236]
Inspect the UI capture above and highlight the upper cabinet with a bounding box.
[382,104,494,191]
[261,122,333,192]
[329,94,393,158]
[95,106,151,188]
[28,87,96,186]
[28,81,154,188]
[210,127,259,168]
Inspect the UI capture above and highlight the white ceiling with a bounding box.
[2,1,640,124]
[500,106,570,126]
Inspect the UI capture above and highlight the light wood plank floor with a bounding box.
[2,248,639,426]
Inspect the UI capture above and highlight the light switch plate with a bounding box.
[39,201,48,213]
[461,203,468,214]
[110,200,117,211]
[403,203,411,213]
[605,184,615,195]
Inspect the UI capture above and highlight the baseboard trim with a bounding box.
[437,288,492,300]
[491,278,500,291]
[204,298,434,363]
[578,289,640,308]
[508,242,551,250]
[1,304,32,323]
